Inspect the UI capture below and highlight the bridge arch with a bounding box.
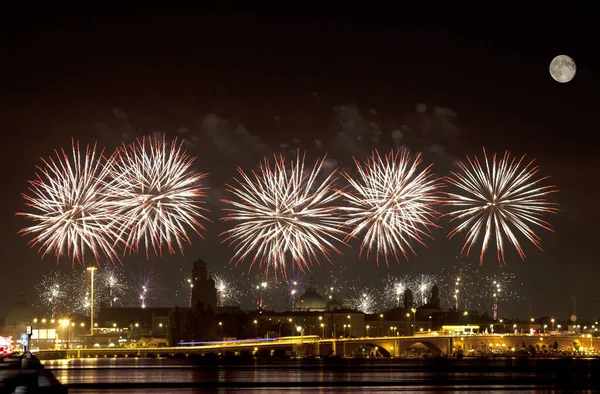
[399,340,444,357]
[350,343,392,358]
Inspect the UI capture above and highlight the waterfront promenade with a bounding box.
[30,333,598,360]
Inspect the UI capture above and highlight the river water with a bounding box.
[43,356,600,393]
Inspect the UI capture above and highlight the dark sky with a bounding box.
[1,6,599,320]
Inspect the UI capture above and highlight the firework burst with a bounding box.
[445,148,559,264]
[107,134,210,257]
[213,273,243,307]
[382,274,411,309]
[349,287,380,314]
[341,149,442,265]
[221,151,347,277]
[98,263,128,307]
[382,273,441,309]
[410,273,441,306]
[18,140,118,264]
[35,270,69,318]
[68,270,100,316]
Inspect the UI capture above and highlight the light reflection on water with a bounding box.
[43,357,600,393]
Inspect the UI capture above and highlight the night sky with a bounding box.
[1,6,599,320]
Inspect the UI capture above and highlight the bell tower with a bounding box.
[191,258,217,312]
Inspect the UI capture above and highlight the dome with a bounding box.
[4,301,34,327]
[295,290,326,311]
[294,279,326,312]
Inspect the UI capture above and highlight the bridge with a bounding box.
[322,334,593,357]
[32,334,592,360]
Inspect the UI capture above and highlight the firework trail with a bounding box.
[98,263,128,307]
[35,270,69,318]
[482,272,524,319]
[130,268,158,308]
[438,260,480,311]
[107,134,210,257]
[445,148,559,265]
[317,269,352,305]
[247,272,283,310]
[341,149,442,265]
[221,151,347,278]
[285,271,306,310]
[180,277,194,307]
[17,140,119,264]
[438,257,523,314]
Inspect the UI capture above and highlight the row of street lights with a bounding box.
[248,312,428,339]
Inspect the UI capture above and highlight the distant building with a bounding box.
[294,278,327,312]
[250,309,366,338]
[98,305,173,337]
[2,291,35,349]
[293,278,344,313]
[364,285,442,336]
[191,259,217,312]
[94,257,220,346]
[419,284,442,316]
[403,288,414,310]
[168,257,218,344]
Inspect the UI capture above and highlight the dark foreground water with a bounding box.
[43,356,600,393]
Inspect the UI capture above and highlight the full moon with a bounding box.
[549,55,576,83]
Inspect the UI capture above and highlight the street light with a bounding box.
[551,318,555,331]
[366,325,370,337]
[320,323,325,338]
[254,319,258,337]
[86,266,97,335]
[411,308,417,336]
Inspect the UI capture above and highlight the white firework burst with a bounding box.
[341,149,442,265]
[35,269,69,318]
[445,148,559,264]
[98,263,128,307]
[349,287,379,314]
[213,273,243,307]
[107,133,210,257]
[18,140,119,264]
[221,151,347,277]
